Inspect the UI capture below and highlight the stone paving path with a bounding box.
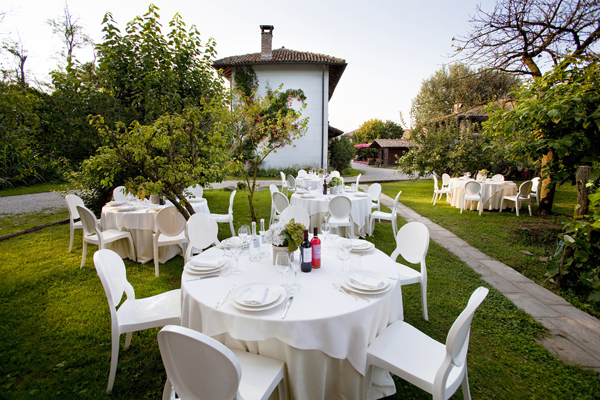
[374,189,600,372]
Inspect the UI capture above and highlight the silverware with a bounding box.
[185,275,220,282]
[216,285,237,308]
[343,287,370,302]
[281,296,294,319]
[333,283,357,300]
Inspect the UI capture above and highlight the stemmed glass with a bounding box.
[286,249,302,294]
[337,239,352,276]
[321,222,330,248]
[275,252,290,286]
[229,237,243,275]
[238,225,250,255]
[328,226,339,251]
[220,238,232,276]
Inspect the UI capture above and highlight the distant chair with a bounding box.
[297,169,307,178]
[491,174,505,182]
[286,175,297,196]
[530,177,540,207]
[113,186,127,201]
[153,207,188,277]
[461,181,483,216]
[330,171,340,178]
[185,184,203,200]
[346,173,362,191]
[269,184,280,225]
[280,206,310,229]
[441,173,451,190]
[368,183,382,214]
[370,191,402,237]
[271,192,290,226]
[186,212,220,263]
[280,171,289,195]
[210,190,236,236]
[65,194,99,253]
[500,180,533,217]
[327,196,355,238]
[431,175,451,206]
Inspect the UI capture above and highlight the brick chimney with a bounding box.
[260,25,274,60]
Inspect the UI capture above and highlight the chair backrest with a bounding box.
[93,249,136,316]
[158,325,242,400]
[492,174,504,182]
[531,177,540,193]
[433,287,489,400]
[280,171,287,185]
[328,196,352,220]
[355,174,362,187]
[390,221,429,266]
[65,194,85,221]
[186,185,203,199]
[286,175,296,189]
[518,180,533,198]
[368,183,382,201]
[76,205,100,236]
[227,190,236,215]
[113,186,127,201]
[186,213,219,251]
[432,175,440,191]
[442,173,451,187]
[272,192,290,214]
[280,206,310,228]
[269,184,279,197]
[156,207,186,237]
[298,169,307,177]
[391,191,402,218]
[464,181,482,196]
[331,171,340,178]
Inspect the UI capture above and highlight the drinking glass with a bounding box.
[320,222,330,248]
[328,226,339,251]
[220,238,232,276]
[286,249,302,294]
[275,252,290,286]
[238,225,250,255]
[351,183,357,192]
[337,239,352,276]
[230,237,243,275]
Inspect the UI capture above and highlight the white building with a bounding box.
[213,25,346,169]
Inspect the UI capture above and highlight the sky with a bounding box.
[1,0,497,131]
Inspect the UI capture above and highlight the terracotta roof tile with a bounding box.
[213,47,346,66]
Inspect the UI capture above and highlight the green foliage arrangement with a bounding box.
[328,135,355,172]
[327,177,342,188]
[264,218,306,251]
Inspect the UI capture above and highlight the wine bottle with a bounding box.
[311,227,321,269]
[249,221,261,262]
[323,178,327,195]
[301,229,312,273]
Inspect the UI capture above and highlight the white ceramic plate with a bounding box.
[184,262,226,275]
[302,194,316,198]
[189,256,226,269]
[344,271,391,292]
[188,198,206,203]
[230,285,287,311]
[351,239,374,250]
[232,283,283,307]
[115,206,138,212]
[342,279,391,295]
[106,201,127,207]
[354,192,369,197]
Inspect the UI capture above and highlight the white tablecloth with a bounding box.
[447,178,518,211]
[295,175,324,190]
[290,191,372,236]
[101,200,210,263]
[181,245,402,399]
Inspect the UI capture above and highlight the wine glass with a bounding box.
[220,238,232,276]
[275,252,290,286]
[337,239,352,276]
[286,249,302,294]
[229,237,243,275]
[328,226,339,251]
[321,222,330,248]
[238,225,250,255]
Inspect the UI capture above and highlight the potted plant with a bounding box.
[318,168,324,178]
[328,177,343,194]
[263,219,306,264]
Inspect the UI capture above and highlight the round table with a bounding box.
[295,175,324,191]
[290,191,372,237]
[101,199,210,263]
[447,178,518,211]
[181,244,402,400]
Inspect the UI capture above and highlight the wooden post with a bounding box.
[575,165,592,218]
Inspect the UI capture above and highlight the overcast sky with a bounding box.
[1,0,497,131]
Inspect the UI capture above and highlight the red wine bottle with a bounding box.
[301,229,312,273]
[311,227,321,268]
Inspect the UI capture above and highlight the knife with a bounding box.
[281,296,294,319]
[185,275,220,282]
[216,285,237,308]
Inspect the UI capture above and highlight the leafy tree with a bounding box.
[352,119,404,144]
[1,39,28,87]
[329,135,355,172]
[483,58,600,214]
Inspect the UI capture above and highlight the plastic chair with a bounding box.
[272,191,290,226]
[280,171,289,195]
[286,175,297,196]
[211,190,236,236]
[461,181,483,216]
[65,194,99,253]
[368,183,382,213]
[441,173,451,190]
[330,171,340,178]
[185,184,203,199]
[432,175,451,206]
[327,196,355,238]
[76,205,135,269]
[269,184,280,226]
[186,212,220,264]
[297,169,307,178]
[346,173,362,191]
[113,186,127,201]
[370,191,401,237]
[390,221,430,320]
[153,207,188,277]
[280,206,310,229]
[491,174,504,182]
[530,177,540,207]
[158,325,288,400]
[93,249,181,393]
[500,180,533,217]
[363,287,489,400]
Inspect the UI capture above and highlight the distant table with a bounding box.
[447,178,517,211]
[296,175,324,191]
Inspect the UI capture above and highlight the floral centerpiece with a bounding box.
[264,219,306,264]
[478,169,489,180]
[327,177,342,188]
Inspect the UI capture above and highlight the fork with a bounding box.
[333,283,357,300]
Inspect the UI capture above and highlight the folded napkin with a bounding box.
[349,273,386,289]
[243,285,268,305]
[190,256,224,268]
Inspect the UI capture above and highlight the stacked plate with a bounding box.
[354,192,369,197]
[301,193,316,198]
[114,206,138,212]
[341,271,391,295]
[229,283,287,311]
[188,198,206,203]
[350,239,375,254]
[184,256,228,275]
[106,201,127,207]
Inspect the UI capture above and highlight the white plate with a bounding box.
[342,279,391,295]
[189,256,226,269]
[106,201,127,206]
[188,198,206,203]
[230,286,287,311]
[354,192,369,197]
[302,194,316,198]
[184,263,226,275]
[114,206,138,212]
[351,239,374,250]
[344,271,391,292]
[232,283,283,307]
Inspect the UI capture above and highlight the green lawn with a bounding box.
[1,188,599,399]
[0,181,71,198]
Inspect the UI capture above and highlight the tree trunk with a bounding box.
[537,148,557,215]
[575,165,592,218]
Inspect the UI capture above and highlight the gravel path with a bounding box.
[0,192,67,216]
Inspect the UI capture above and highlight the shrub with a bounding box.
[329,136,355,172]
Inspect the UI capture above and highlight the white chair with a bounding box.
[280,205,310,229]
[432,175,451,206]
[185,212,220,264]
[390,221,430,320]
[269,184,280,226]
[441,173,451,190]
[500,180,533,217]
[113,186,127,201]
[330,171,340,178]
[211,190,236,236]
[185,184,203,199]
[271,191,289,226]
[297,169,307,178]
[280,171,289,195]
[346,173,362,191]
[363,287,489,400]
[286,175,297,196]
[370,191,402,237]
[327,196,355,238]
[491,174,504,182]
[153,207,188,277]
[76,205,135,269]
[530,177,540,207]
[65,194,99,253]
[158,325,288,400]
[93,249,181,393]
[368,183,382,214]
[461,181,483,216]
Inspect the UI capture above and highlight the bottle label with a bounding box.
[252,236,260,248]
[312,244,321,260]
[303,247,312,263]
